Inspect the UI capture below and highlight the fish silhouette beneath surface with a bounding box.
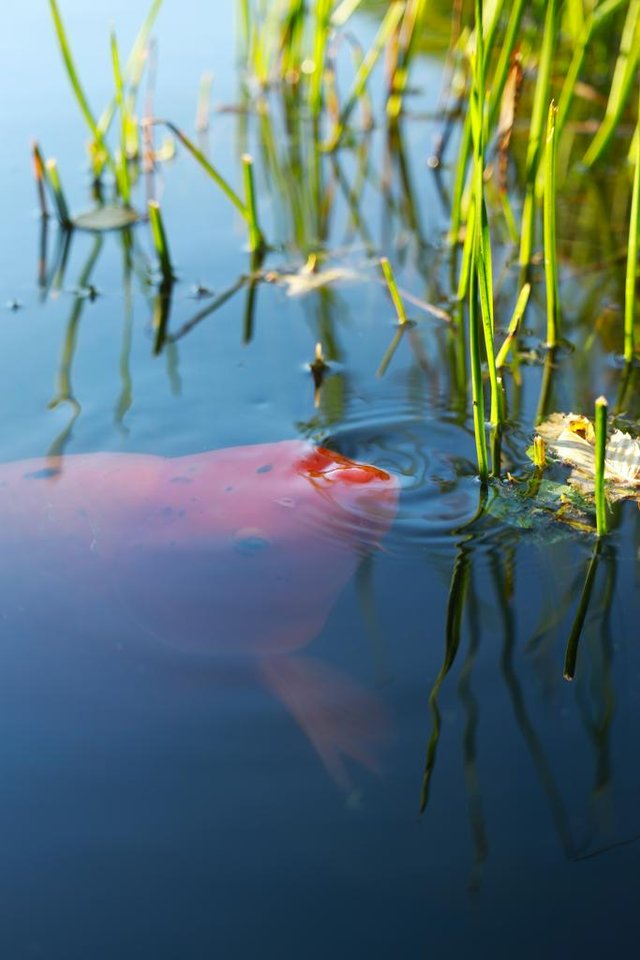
[0,440,398,791]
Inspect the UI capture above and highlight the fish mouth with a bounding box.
[297,446,393,485]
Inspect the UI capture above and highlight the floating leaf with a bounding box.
[72,204,141,232]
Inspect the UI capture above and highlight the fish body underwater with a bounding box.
[0,440,398,788]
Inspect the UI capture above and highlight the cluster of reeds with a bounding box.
[38,1,640,514]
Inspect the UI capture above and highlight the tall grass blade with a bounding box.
[148,199,173,281]
[309,0,332,118]
[110,31,131,206]
[324,1,404,151]
[555,0,629,136]
[496,283,531,369]
[241,153,264,253]
[624,102,640,363]
[148,120,248,219]
[97,0,164,138]
[32,142,49,219]
[45,158,72,228]
[594,396,608,537]
[519,0,556,268]
[48,0,114,177]
[387,0,429,121]
[380,257,408,325]
[583,0,640,168]
[543,101,559,347]
[469,260,489,482]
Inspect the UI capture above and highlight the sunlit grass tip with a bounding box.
[379,257,408,325]
[148,199,173,281]
[45,157,72,228]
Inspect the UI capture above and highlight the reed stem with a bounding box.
[380,257,408,325]
[519,0,556,268]
[32,142,49,219]
[241,153,263,253]
[148,199,173,281]
[45,158,72,228]
[543,101,559,347]
[624,101,640,363]
[594,396,608,537]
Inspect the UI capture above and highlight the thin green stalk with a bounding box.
[487,0,527,129]
[309,0,332,118]
[555,0,629,136]
[449,0,508,244]
[241,153,264,253]
[324,1,404,150]
[594,396,608,537]
[471,0,500,436]
[519,0,556,268]
[237,0,251,62]
[149,120,248,218]
[97,0,164,138]
[45,158,72,228]
[449,115,472,245]
[583,0,640,168]
[380,257,408,325]
[496,282,531,368]
[148,199,173,281]
[48,0,115,177]
[110,31,131,206]
[387,0,429,120]
[469,259,489,482]
[625,104,640,363]
[544,101,560,347]
[32,142,49,219]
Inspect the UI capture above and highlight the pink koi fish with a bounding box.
[0,440,398,791]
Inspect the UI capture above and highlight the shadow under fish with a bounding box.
[0,440,398,792]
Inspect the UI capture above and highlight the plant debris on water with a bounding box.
[536,412,640,502]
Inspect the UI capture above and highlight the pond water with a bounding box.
[1,2,639,957]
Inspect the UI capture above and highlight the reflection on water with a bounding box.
[421,515,637,893]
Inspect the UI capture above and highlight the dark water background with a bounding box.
[1,2,639,957]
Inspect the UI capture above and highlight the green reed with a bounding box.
[556,0,630,136]
[325,1,404,151]
[241,154,264,254]
[495,283,531,370]
[386,0,429,121]
[110,31,131,207]
[148,199,173,282]
[380,257,408,325]
[32,143,49,219]
[583,0,640,168]
[594,396,608,537]
[519,0,556,269]
[309,0,333,120]
[45,158,72,228]
[543,102,559,348]
[48,0,115,179]
[149,120,264,251]
[625,99,640,363]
